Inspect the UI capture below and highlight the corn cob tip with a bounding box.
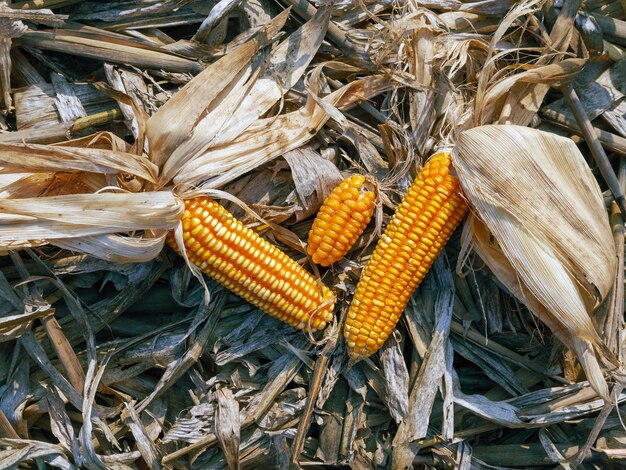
[307,174,376,267]
[344,152,468,360]
[168,197,336,333]
[346,347,368,364]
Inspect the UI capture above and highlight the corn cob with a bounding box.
[307,174,376,267]
[168,197,335,331]
[344,152,468,360]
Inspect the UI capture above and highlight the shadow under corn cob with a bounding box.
[168,197,335,332]
[344,152,468,360]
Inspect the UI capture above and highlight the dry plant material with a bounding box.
[282,147,344,222]
[454,125,618,399]
[0,3,66,110]
[1,0,626,468]
[345,152,468,360]
[168,197,335,332]
[0,7,391,261]
[307,174,375,266]
[13,82,116,130]
[17,28,204,74]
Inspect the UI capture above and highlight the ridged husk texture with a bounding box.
[453,124,618,399]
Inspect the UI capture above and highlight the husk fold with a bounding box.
[454,124,619,399]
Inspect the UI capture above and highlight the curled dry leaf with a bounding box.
[214,387,241,470]
[146,39,258,171]
[282,147,343,222]
[476,58,586,126]
[175,74,393,193]
[0,9,392,264]
[52,233,170,264]
[454,124,618,399]
[0,142,157,182]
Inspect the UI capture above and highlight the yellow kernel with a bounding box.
[307,174,376,266]
[344,152,468,361]
[167,197,336,333]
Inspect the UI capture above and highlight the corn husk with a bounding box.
[0,9,393,264]
[0,142,156,181]
[453,124,618,399]
[0,191,182,261]
[150,7,331,188]
[173,74,391,192]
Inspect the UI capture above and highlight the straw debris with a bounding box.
[0,0,625,469]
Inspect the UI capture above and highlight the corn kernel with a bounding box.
[307,174,376,266]
[167,197,336,332]
[344,153,468,360]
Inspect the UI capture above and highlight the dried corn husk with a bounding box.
[150,7,331,187]
[454,124,618,399]
[0,142,156,181]
[173,74,391,192]
[0,12,392,264]
[0,191,183,261]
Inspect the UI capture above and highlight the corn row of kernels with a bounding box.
[344,153,468,360]
[170,155,467,357]
[168,197,335,332]
[307,174,375,266]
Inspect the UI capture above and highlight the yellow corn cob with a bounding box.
[307,174,376,267]
[344,152,468,360]
[168,197,335,332]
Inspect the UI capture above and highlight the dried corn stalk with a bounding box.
[454,124,618,399]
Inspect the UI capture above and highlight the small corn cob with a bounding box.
[168,197,335,331]
[307,174,376,267]
[344,152,468,360]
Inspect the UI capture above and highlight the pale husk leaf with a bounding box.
[0,172,106,198]
[454,125,617,398]
[51,233,168,264]
[0,142,157,182]
[205,6,330,148]
[282,147,343,222]
[145,39,258,169]
[0,191,182,245]
[158,7,329,186]
[175,75,392,192]
[462,214,610,399]
[476,58,586,126]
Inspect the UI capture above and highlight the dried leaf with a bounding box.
[175,75,392,191]
[454,125,617,398]
[215,387,241,470]
[0,309,52,342]
[13,83,113,130]
[282,147,343,221]
[392,259,455,468]
[380,336,409,424]
[17,28,203,74]
[0,142,156,182]
[0,192,182,260]
[50,72,87,122]
[146,39,258,170]
[123,403,161,470]
[159,7,329,186]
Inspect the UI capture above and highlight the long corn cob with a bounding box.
[344,152,468,360]
[168,197,335,331]
[307,174,376,267]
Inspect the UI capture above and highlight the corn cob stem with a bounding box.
[168,197,335,332]
[307,174,376,267]
[344,153,468,360]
